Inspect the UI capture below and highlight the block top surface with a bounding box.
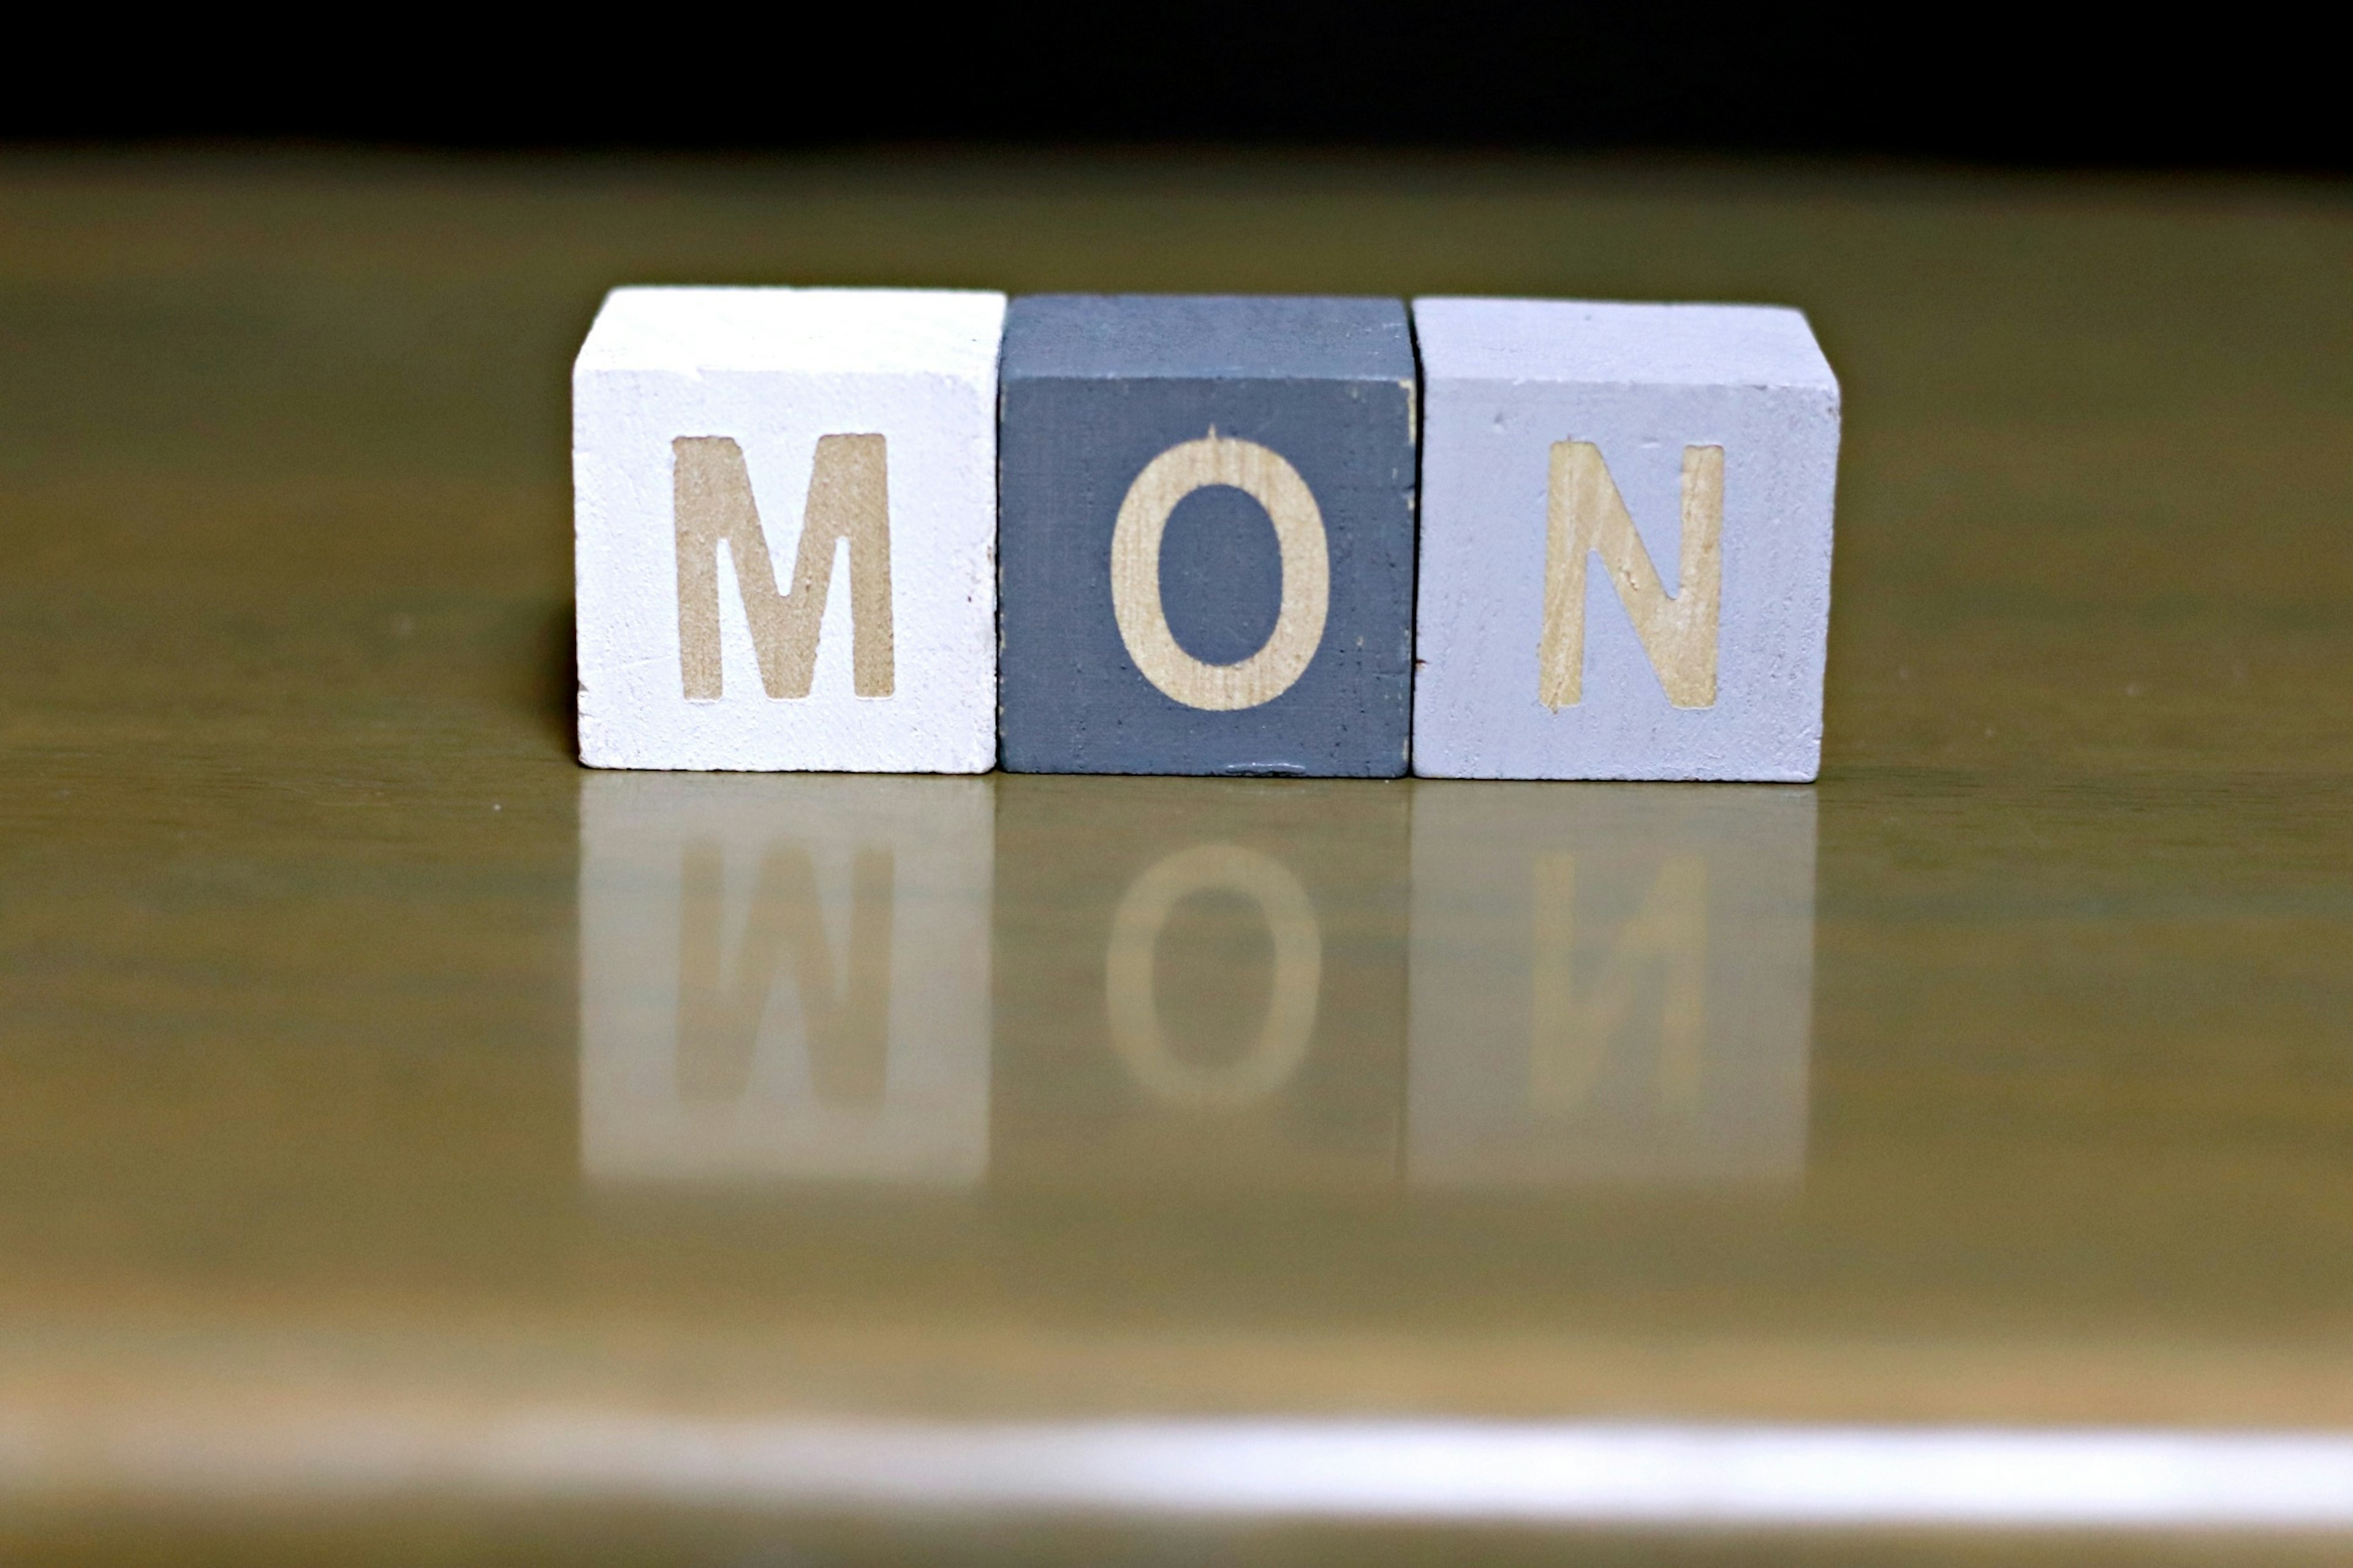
[1412,298,1838,392]
[574,287,1007,377]
[1003,294,1414,382]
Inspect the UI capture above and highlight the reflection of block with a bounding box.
[579,774,991,1186]
[998,296,1418,777]
[1408,783,1814,1187]
[1410,299,1840,780]
[573,287,1004,771]
[991,778,1406,1190]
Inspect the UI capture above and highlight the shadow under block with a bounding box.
[1409,299,1840,781]
[573,287,1006,772]
[998,295,1419,776]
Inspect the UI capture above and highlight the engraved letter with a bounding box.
[1540,442,1721,709]
[674,434,894,701]
[1109,433,1330,711]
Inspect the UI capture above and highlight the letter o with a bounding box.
[1108,434,1330,711]
[1104,843,1322,1108]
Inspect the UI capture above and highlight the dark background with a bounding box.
[6,9,2340,169]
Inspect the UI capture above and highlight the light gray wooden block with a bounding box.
[1406,783,1814,1189]
[578,772,993,1187]
[1410,299,1840,780]
[574,287,1004,772]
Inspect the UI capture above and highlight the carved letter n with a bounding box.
[1539,442,1721,710]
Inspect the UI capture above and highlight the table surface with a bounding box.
[6,150,2353,1563]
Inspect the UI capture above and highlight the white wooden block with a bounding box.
[578,773,992,1188]
[574,287,1006,771]
[1409,299,1840,781]
[1407,783,1813,1189]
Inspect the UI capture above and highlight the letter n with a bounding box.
[673,434,895,700]
[1539,442,1722,710]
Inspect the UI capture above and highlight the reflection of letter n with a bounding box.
[1529,854,1707,1112]
[1540,442,1721,709]
[676,842,894,1106]
[674,434,895,700]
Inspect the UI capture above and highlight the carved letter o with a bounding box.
[1108,434,1330,711]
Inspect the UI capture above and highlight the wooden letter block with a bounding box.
[1410,300,1840,780]
[998,295,1417,776]
[574,287,1004,771]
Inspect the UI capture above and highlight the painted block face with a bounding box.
[999,296,1418,776]
[1407,783,1814,1188]
[991,778,1406,1190]
[1410,299,1840,781]
[574,287,1005,771]
[579,773,992,1188]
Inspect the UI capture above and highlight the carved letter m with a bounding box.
[674,434,894,700]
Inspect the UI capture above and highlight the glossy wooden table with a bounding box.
[6,151,2353,1563]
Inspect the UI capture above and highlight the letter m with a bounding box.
[673,434,894,700]
[1539,442,1722,710]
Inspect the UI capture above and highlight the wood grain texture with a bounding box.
[1540,440,1722,710]
[673,434,895,700]
[1108,433,1330,712]
[998,295,1417,776]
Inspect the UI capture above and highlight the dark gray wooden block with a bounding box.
[999,295,1417,776]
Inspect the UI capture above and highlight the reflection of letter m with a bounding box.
[674,435,894,700]
[677,842,894,1107]
[1540,442,1722,710]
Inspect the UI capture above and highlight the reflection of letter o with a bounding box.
[1105,843,1322,1107]
[1109,434,1330,711]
